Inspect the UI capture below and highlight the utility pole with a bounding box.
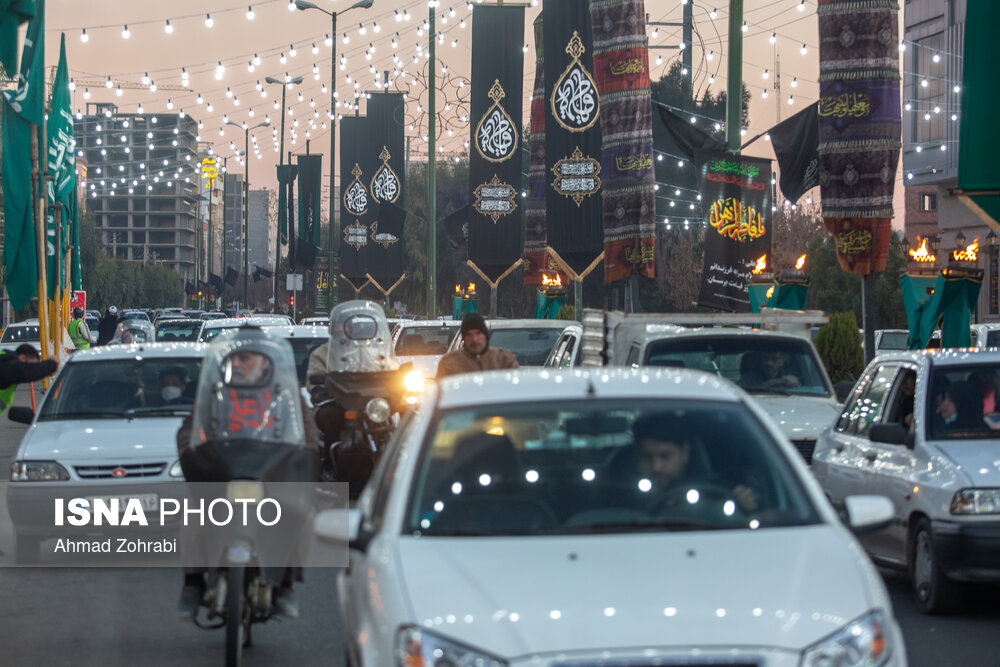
[775,50,782,124]
[726,0,744,152]
[682,0,692,94]
[427,1,438,318]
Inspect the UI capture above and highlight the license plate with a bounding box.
[86,493,158,512]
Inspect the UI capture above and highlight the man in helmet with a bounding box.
[96,306,119,346]
[435,313,519,379]
[67,307,94,350]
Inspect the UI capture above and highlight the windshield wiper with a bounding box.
[37,410,127,421]
[539,519,726,535]
[123,406,191,418]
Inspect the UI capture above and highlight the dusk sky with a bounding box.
[37,0,905,226]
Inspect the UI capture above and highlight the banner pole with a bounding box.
[726,0,744,153]
[31,125,51,384]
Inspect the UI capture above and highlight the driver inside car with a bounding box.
[633,413,758,514]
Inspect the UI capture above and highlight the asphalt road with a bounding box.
[0,384,997,666]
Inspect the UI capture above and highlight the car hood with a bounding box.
[395,525,874,659]
[397,354,444,377]
[19,417,184,462]
[749,394,840,440]
[932,441,1000,486]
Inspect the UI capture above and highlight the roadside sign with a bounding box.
[70,290,86,312]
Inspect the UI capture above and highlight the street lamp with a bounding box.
[955,230,967,251]
[264,75,304,307]
[226,118,271,310]
[295,0,374,308]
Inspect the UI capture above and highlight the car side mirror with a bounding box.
[8,406,35,425]
[843,495,894,534]
[869,423,907,445]
[314,507,374,552]
[904,428,916,450]
[834,380,855,403]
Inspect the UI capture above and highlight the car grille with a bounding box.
[554,661,760,667]
[74,463,167,479]
[791,439,817,464]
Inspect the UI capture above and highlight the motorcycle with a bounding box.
[310,301,419,497]
[179,327,319,667]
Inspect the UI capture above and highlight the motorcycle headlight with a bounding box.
[396,626,507,667]
[11,460,71,482]
[951,488,1000,514]
[168,460,184,478]
[801,610,892,667]
[365,397,392,424]
[403,369,426,393]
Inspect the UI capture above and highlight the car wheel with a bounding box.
[14,533,41,565]
[909,517,962,614]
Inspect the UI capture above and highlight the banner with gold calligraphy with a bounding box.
[590,0,656,283]
[543,0,604,278]
[365,92,406,291]
[339,115,371,290]
[523,14,555,286]
[696,152,773,312]
[469,5,524,283]
[817,0,900,275]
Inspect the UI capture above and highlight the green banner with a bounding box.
[47,34,76,298]
[1,2,44,311]
[0,0,35,80]
[901,273,982,349]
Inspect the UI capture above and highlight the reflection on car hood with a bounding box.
[396,526,873,658]
[933,442,1000,487]
[748,395,840,440]
[19,418,184,462]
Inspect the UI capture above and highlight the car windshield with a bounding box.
[287,337,326,383]
[155,320,202,342]
[488,328,564,366]
[926,364,1000,440]
[1,325,39,343]
[406,399,819,536]
[396,326,457,356]
[644,336,831,397]
[986,331,1000,348]
[38,357,203,421]
[878,332,909,350]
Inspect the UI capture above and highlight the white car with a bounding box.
[812,349,1000,613]
[299,316,331,328]
[197,316,295,342]
[970,323,1000,350]
[443,319,572,367]
[616,329,842,463]
[268,325,329,384]
[392,320,460,378]
[6,343,207,563]
[327,368,905,667]
[0,319,75,355]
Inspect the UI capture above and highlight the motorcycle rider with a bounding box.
[176,327,321,620]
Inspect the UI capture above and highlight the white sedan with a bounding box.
[326,368,906,667]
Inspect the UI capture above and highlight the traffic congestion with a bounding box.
[3,303,1000,666]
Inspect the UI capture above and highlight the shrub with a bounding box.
[815,311,864,384]
[555,304,576,321]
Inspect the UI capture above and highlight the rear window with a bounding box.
[986,331,1000,348]
[489,328,564,366]
[926,363,1000,439]
[396,327,457,355]
[878,332,908,350]
[2,326,40,343]
[288,338,326,383]
[155,321,203,342]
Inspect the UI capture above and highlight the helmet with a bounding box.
[73,307,84,319]
[108,305,118,314]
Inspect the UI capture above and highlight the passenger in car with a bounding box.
[739,351,800,390]
[898,370,916,428]
[933,380,984,433]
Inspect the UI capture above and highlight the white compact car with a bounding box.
[392,320,460,378]
[812,349,1000,613]
[6,343,207,563]
[197,316,295,342]
[324,368,905,667]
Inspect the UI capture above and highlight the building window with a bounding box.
[913,33,946,144]
[920,193,937,211]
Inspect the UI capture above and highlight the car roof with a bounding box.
[156,318,202,325]
[871,348,1000,367]
[67,342,208,361]
[435,367,743,409]
[6,320,40,327]
[265,325,329,339]
[202,317,293,328]
[397,320,460,328]
[484,319,572,330]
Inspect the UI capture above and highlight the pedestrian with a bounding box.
[67,307,94,350]
[0,344,59,414]
[96,306,119,346]
[435,313,519,379]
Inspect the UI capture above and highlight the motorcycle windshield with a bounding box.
[112,320,155,344]
[326,300,399,373]
[188,328,307,450]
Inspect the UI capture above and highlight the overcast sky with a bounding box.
[40,0,906,227]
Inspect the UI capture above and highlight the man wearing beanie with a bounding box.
[435,313,519,379]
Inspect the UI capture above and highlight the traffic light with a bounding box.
[290,295,295,307]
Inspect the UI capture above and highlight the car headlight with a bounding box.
[403,369,426,393]
[168,460,184,479]
[396,627,507,667]
[365,397,392,424]
[11,461,70,482]
[801,610,891,667]
[951,488,1000,514]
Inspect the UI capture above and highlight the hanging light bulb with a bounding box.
[248,61,255,72]
[226,87,233,98]
[769,32,776,44]
[741,21,748,32]
[247,5,255,20]
[798,1,805,10]
[358,22,366,35]
[373,21,381,33]
[280,52,287,63]
[83,88,91,99]
[791,77,798,88]
[106,76,114,88]
[115,85,123,97]
[205,13,214,27]
[80,28,89,43]
[710,7,718,19]
[121,24,131,39]
[166,99,174,109]
[289,44,297,57]
[137,103,143,114]
[707,50,714,60]
[312,43,319,54]
[800,43,808,55]
[932,52,941,63]
[196,93,204,104]
[325,33,333,46]
[343,32,350,44]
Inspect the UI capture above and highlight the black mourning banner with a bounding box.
[297,154,323,258]
[652,101,724,221]
[225,267,239,287]
[696,151,772,312]
[443,204,471,250]
[544,0,604,276]
[339,115,371,289]
[769,102,819,205]
[184,281,195,296]
[468,5,525,282]
[366,92,406,288]
[209,273,223,293]
[296,237,317,271]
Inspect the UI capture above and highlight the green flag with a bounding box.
[1,1,44,311]
[47,33,76,298]
[0,0,35,79]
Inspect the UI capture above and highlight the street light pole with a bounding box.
[227,118,271,311]
[295,0,374,309]
[428,0,437,318]
[265,75,303,310]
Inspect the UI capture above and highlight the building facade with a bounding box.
[247,189,271,272]
[222,173,245,286]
